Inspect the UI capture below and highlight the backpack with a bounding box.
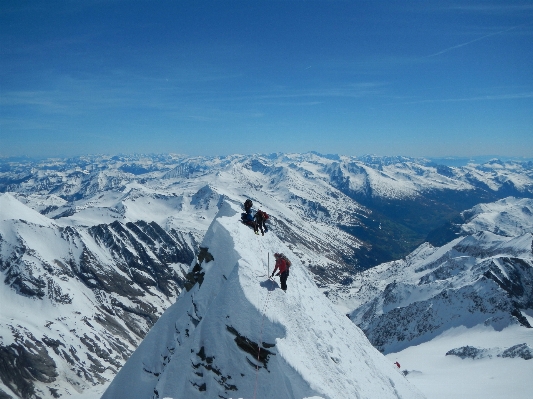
[274,253,292,275]
[280,253,291,267]
[241,212,254,226]
[257,210,269,220]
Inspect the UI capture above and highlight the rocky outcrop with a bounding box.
[446,343,533,361]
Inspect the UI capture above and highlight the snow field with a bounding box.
[388,324,533,399]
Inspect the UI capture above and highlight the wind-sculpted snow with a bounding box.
[0,194,195,399]
[102,201,425,399]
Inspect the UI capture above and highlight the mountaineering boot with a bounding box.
[255,231,259,235]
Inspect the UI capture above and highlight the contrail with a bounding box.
[427,25,519,57]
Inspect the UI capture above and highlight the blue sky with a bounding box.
[1,1,532,158]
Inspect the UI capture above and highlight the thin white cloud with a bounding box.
[426,25,520,58]
[446,4,533,13]
[400,92,533,105]
[426,25,520,57]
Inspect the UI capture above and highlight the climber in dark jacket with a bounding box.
[253,209,268,236]
[244,199,253,214]
[241,199,254,227]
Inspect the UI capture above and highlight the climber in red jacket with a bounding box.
[271,253,291,291]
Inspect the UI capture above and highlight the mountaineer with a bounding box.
[253,209,269,236]
[271,253,291,291]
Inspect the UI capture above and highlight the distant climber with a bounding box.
[241,199,254,228]
[271,253,291,291]
[394,361,401,369]
[254,209,269,236]
[244,199,253,214]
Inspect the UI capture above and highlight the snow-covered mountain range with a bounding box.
[1,153,533,398]
[3,153,533,274]
[102,201,426,399]
[329,197,533,399]
[0,194,194,399]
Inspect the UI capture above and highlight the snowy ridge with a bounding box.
[460,197,533,237]
[102,201,425,399]
[0,193,54,227]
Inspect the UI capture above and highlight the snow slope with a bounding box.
[0,194,195,399]
[460,197,533,237]
[328,198,533,399]
[102,201,425,399]
[386,323,533,399]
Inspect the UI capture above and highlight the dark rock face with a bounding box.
[184,247,213,291]
[192,346,237,393]
[483,257,533,310]
[88,220,193,297]
[446,346,487,359]
[500,343,533,360]
[0,388,14,399]
[226,326,275,369]
[0,329,58,399]
[445,343,533,361]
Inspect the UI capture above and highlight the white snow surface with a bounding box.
[0,192,54,227]
[460,197,533,237]
[102,202,425,399]
[388,323,533,399]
